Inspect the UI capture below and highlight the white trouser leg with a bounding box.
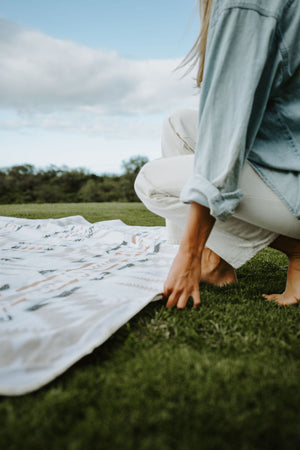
[161,109,198,157]
[161,109,198,242]
[135,110,300,268]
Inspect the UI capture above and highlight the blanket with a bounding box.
[0,216,176,395]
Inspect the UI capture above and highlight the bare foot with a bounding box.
[262,293,299,306]
[200,248,237,286]
[263,236,300,306]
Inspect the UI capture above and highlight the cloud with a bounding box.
[0,17,199,116]
[0,110,164,141]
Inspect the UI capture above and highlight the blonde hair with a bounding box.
[180,0,213,87]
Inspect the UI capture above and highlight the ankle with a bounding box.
[201,248,237,286]
[202,248,222,272]
[202,248,235,276]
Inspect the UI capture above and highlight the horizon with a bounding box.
[0,156,146,176]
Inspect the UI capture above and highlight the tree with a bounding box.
[0,157,150,204]
[120,155,149,202]
[121,156,149,175]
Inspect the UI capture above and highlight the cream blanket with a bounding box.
[0,216,176,395]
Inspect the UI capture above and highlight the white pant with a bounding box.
[135,109,300,268]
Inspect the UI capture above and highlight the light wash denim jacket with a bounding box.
[180,0,300,221]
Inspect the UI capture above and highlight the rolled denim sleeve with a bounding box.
[180,5,280,221]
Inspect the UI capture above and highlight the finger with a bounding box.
[177,292,190,309]
[176,288,201,309]
[166,291,180,309]
[192,288,201,308]
[163,282,172,297]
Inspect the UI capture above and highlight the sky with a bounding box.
[0,0,200,174]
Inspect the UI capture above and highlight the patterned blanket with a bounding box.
[0,216,176,395]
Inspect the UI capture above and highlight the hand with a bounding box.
[162,202,215,309]
[163,245,202,309]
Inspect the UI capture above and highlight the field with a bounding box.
[0,203,299,450]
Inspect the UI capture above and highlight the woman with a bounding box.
[135,0,300,308]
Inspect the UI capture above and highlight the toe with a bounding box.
[262,293,279,302]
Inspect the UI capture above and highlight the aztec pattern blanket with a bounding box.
[0,216,176,395]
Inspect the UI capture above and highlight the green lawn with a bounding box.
[0,202,165,226]
[0,203,299,450]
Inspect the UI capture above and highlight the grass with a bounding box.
[0,203,300,450]
[0,202,164,226]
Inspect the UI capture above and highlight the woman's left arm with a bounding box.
[180,7,281,221]
[163,202,215,309]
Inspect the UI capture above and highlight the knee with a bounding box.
[134,160,160,204]
[161,109,197,157]
[162,109,193,140]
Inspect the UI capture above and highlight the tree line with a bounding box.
[0,156,149,204]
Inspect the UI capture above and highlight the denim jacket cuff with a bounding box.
[180,174,243,221]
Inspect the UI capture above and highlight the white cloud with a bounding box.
[0,110,165,142]
[0,16,200,172]
[0,17,199,116]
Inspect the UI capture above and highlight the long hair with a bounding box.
[180,0,213,87]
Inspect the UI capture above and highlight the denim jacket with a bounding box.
[180,0,300,221]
